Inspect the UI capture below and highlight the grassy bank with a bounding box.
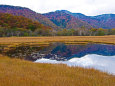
[0,35,115,45]
[0,54,115,86]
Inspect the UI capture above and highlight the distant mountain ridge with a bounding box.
[43,11,92,29]
[0,5,59,30]
[0,5,115,29]
[57,10,115,29]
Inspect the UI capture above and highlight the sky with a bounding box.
[0,0,115,16]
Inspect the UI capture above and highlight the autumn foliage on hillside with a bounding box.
[0,5,114,37]
[0,5,59,29]
[43,11,92,29]
[0,13,51,31]
[0,13,53,37]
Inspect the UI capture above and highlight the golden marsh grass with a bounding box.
[0,36,115,86]
[0,55,115,86]
[0,36,115,45]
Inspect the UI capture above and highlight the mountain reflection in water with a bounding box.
[37,43,115,60]
[35,43,115,75]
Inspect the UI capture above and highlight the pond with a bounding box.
[1,42,115,75]
[35,43,115,75]
[36,43,115,60]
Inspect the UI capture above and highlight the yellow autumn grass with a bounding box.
[0,35,115,45]
[0,54,115,86]
[0,36,115,86]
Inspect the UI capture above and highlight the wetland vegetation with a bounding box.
[0,36,115,86]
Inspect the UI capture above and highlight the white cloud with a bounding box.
[0,0,115,16]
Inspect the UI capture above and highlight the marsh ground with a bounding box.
[0,36,115,86]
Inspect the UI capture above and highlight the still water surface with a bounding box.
[35,43,115,75]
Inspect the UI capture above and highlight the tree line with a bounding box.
[0,26,115,37]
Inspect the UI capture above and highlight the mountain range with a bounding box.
[60,10,115,29]
[0,5,59,30]
[0,5,115,29]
